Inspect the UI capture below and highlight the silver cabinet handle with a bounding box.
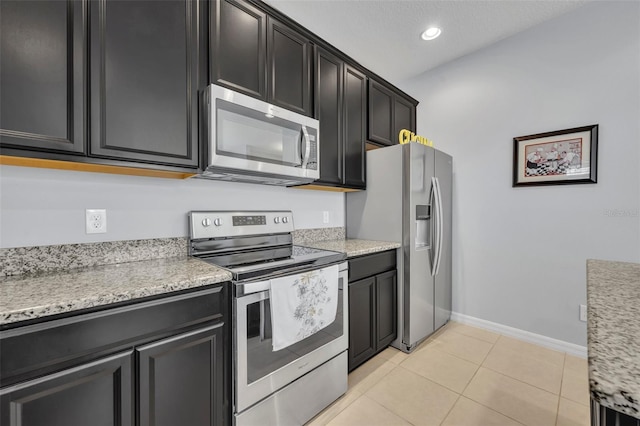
[301,126,311,169]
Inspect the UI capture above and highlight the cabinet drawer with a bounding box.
[349,250,396,282]
[0,285,225,388]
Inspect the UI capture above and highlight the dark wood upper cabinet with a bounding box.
[211,0,267,99]
[313,48,366,190]
[88,0,203,168]
[267,18,312,116]
[367,80,395,146]
[0,0,86,154]
[343,65,367,189]
[210,0,312,117]
[394,96,416,145]
[314,48,343,186]
[368,79,417,147]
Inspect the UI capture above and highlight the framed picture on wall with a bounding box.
[512,124,598,187]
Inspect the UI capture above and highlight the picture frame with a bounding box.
[512,124,598,187]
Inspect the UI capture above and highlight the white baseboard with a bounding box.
[450,312,588,359]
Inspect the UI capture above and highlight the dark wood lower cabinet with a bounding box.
[0,351,133,426]
[348,276,377,370]
[0,285,229,426]
[138,324,225,426]
[376,270,397,349]
[348,250,397,371]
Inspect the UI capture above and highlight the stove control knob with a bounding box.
[213,218,222,226]
[282,216,289,223]
[274,217,281,224]
[202,218,212,227]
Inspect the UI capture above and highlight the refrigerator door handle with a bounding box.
[433,177,444,276]
[429,177,439,277]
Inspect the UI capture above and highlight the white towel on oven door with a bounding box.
[270,264,339,352]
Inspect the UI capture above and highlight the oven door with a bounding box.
[234,262,348,414]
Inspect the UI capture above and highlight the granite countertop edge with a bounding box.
[587,258,640,419]
[0,257,232,326]
[0,238,400,327]
[301,238,401,258]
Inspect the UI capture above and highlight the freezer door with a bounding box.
[403,143,436,347]
[434,150,453,330]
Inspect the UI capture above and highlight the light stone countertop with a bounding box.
[587,259,640,419]
[301,239,400,258]
[0,257,232,326]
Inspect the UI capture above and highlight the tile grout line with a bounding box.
[466,331,566,426]
[437,392,463,426]
[555,353,567,425]
[457,333,528,426]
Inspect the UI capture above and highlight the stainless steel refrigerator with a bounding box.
[346,142,452,353]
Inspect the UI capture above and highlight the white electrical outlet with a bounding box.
[579,304,587,322]
[322,211,330,224]
[86,209,107,234]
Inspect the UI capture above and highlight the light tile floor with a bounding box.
[307,321,590,426]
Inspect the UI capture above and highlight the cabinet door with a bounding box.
[0,0,85,154]
[211,0,266,99]
[348,277,376,371]
[367,80,394,146]
[267,18,312,116]
[138,324,227,426]
[343,65,367,189]
[314,48,343,186]
[394,96,416,144]
[376,270,397,350]
[89,0,202,167]
[0,351,133,426]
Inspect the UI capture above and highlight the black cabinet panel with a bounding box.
[211,0,266,99]
[367,79,417,147]
[0,351,133,426]
[348,250,397,371]
[0,0,85,154]
[394,97,415,146]
[349,250,396,283]
[367,81,394,146]
[348,277,376,371]
[343,66,367,189]
[268,18,312,116]
[89,0,202,167]
[376,270,397,349]
[138,324,226,426]
[1,286,223,388]
[315,48,343,186]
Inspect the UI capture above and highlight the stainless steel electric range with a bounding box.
[189,211,348,426]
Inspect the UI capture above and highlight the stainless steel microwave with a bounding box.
[199,84,320,186]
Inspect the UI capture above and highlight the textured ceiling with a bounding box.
[263,0,588,85]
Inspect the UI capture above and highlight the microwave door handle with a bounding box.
[301,126,311,169]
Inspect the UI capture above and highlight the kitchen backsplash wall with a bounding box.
[292,227,345,245]
[0,166,345,249]
[0,227,345,277]
[0,237,187,277]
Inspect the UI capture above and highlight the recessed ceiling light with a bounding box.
[421,27,442,41]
